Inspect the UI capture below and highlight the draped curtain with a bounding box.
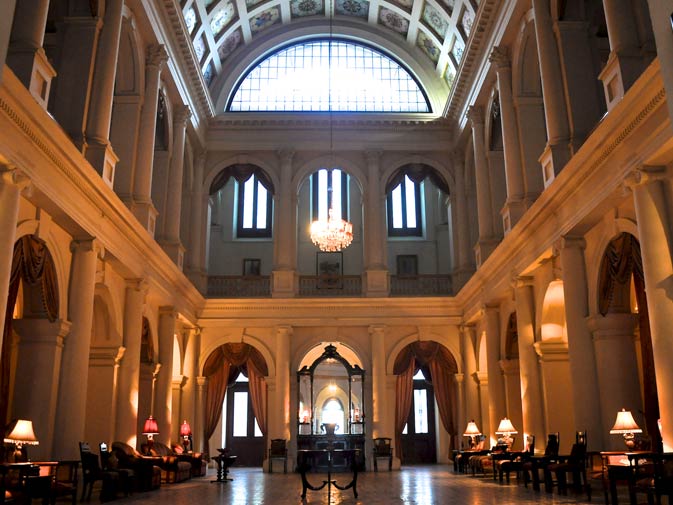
[393,341,458,460]
[202,343,269,451]
[1,235,59,427]
[209,164,274,196]
[598,233,661,451]
[384,164,450,196]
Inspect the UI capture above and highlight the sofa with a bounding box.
[110,442,162,492]
[172,444,208,477]
[150,442,193,483]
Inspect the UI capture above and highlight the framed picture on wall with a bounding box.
[397,255,418,277]
[242,258,261,276]
[316,252,342,289]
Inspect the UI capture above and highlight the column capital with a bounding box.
[512,275,534,289]
[472,371,488,385]
[70,238,101,256]
[481,303,499,316]
[196,376,208,387]
[115,346,126,365]
[125,277,149,293]
[0,165,31,189]
[173,104,192,126]
[365,150,383,165]
[159,305,177,318]
[146,44,168,69]
[454,372,465,384]
[559,236,586,250]
[275,324,293,337]
[276,148,295,164]
[499,358,520,375]
[466,105,484,126]
[624,165,671,189]
[368,324,386,336]
[489,45,511,69]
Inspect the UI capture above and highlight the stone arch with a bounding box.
[381,155,453,194]
[116,10,144,95]
[92,284,121,346]
[293,154,367,197]
[504,312,519,359]
[204,156,280,197]
[296,340,364,373]
[486,87,503,152]
[540,279,567,341]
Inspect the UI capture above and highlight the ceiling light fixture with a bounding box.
[309,2,354,253]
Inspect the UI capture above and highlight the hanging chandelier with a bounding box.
[310,208,353,252]
[308,6,353,253]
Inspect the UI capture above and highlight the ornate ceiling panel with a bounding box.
[178,0,480,112]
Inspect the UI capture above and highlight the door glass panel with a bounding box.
[233,391,248,436]
[414,389,428,434]
[254,418,263,437]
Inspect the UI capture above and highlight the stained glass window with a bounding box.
[228,39,430,112]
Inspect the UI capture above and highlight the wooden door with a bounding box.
[400,370,437,464]
[224,375,265,466]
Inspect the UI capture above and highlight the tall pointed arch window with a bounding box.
[237,173,272,238]
[387,175,422,237]
[312,168,348,222]
[227,39,431,112]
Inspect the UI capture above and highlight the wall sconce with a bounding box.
[610,408,642,449]
[463,420,482,449]
[495,417,518,448]
[142,415,159,453]
[179,420,192,452]
[4,419,39,462]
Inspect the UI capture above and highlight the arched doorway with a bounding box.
[597,232,660,451]
[393,341,458,464]
[203,343,269,466]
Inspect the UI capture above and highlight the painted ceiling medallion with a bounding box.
[291,0,324,17]
[218,29,243,62]
[250,7,281,34]
[388,0,413,12]
[417,30,440,63]
[336,0,369,18]
[422,2,449,39]
[210,2,237,37]
[379,8,409,36]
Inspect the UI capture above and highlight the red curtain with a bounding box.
[202,343,269,452]
[394,358,415,460]
[0,236,58,427]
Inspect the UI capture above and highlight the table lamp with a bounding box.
[4,419,39,462]
[610,408,642,449]
[142,415,159,453]
[179,420,192,452]
[463,420,482,449]
[495,417,518,448]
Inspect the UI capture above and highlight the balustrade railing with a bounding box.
[207,275,271,297]
[298,275,362,296]
[390,274,452,296]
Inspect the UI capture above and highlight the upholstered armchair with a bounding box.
[150,442,192,483]
[172,444,208,477]
[110,442,162,492]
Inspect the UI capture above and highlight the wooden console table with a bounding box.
[297,449,360,500]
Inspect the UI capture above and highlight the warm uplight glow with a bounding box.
[541,280,567,341]
[328,383,337,393]
[310,208,353,252]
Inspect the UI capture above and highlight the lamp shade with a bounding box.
[179,420,192,438]
[610,409,643,434]
[463,420,481,436]
[4,419,39,446]
[495,417,518,435]
[142,415,159,435]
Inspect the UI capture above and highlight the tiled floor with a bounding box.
[115,466,602,505]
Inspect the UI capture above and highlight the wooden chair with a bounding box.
[268,439,288,474]
[522,432,560,491]
[372,438,392,471]
[50,460,79,505]
[546,431,588,496]
[79,442,119,502]
[497,434,535,484]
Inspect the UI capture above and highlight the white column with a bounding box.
[132,44,168,235]
[461,326,480,427]
[7,0,55,108]
[454,373,465,449]
[115,279,147,447]
[370,325,387,438]
[275,325,291,441]
[194,376,207,453]
[625,166,673,450]
[467,106,497,265]
[161,105,191,268]
[588,313,641,450]
[53,239,99,459]
[559,237,603,450]
[363,151,389,296]
[187,153,207,292]
[500,359,523,446]
[0,166,29,339]
[489,46,526,231]
[84,0,125,183]
[0,0,17,82]
[181,327,200,439]
[514,277,546,449]
[272,149,297,297]
[473,371,491,444]
[484,306,506,439]
[532,0,572,183]
[12,319,71,461]
[156,307,176,445]
[452,151,473,288]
